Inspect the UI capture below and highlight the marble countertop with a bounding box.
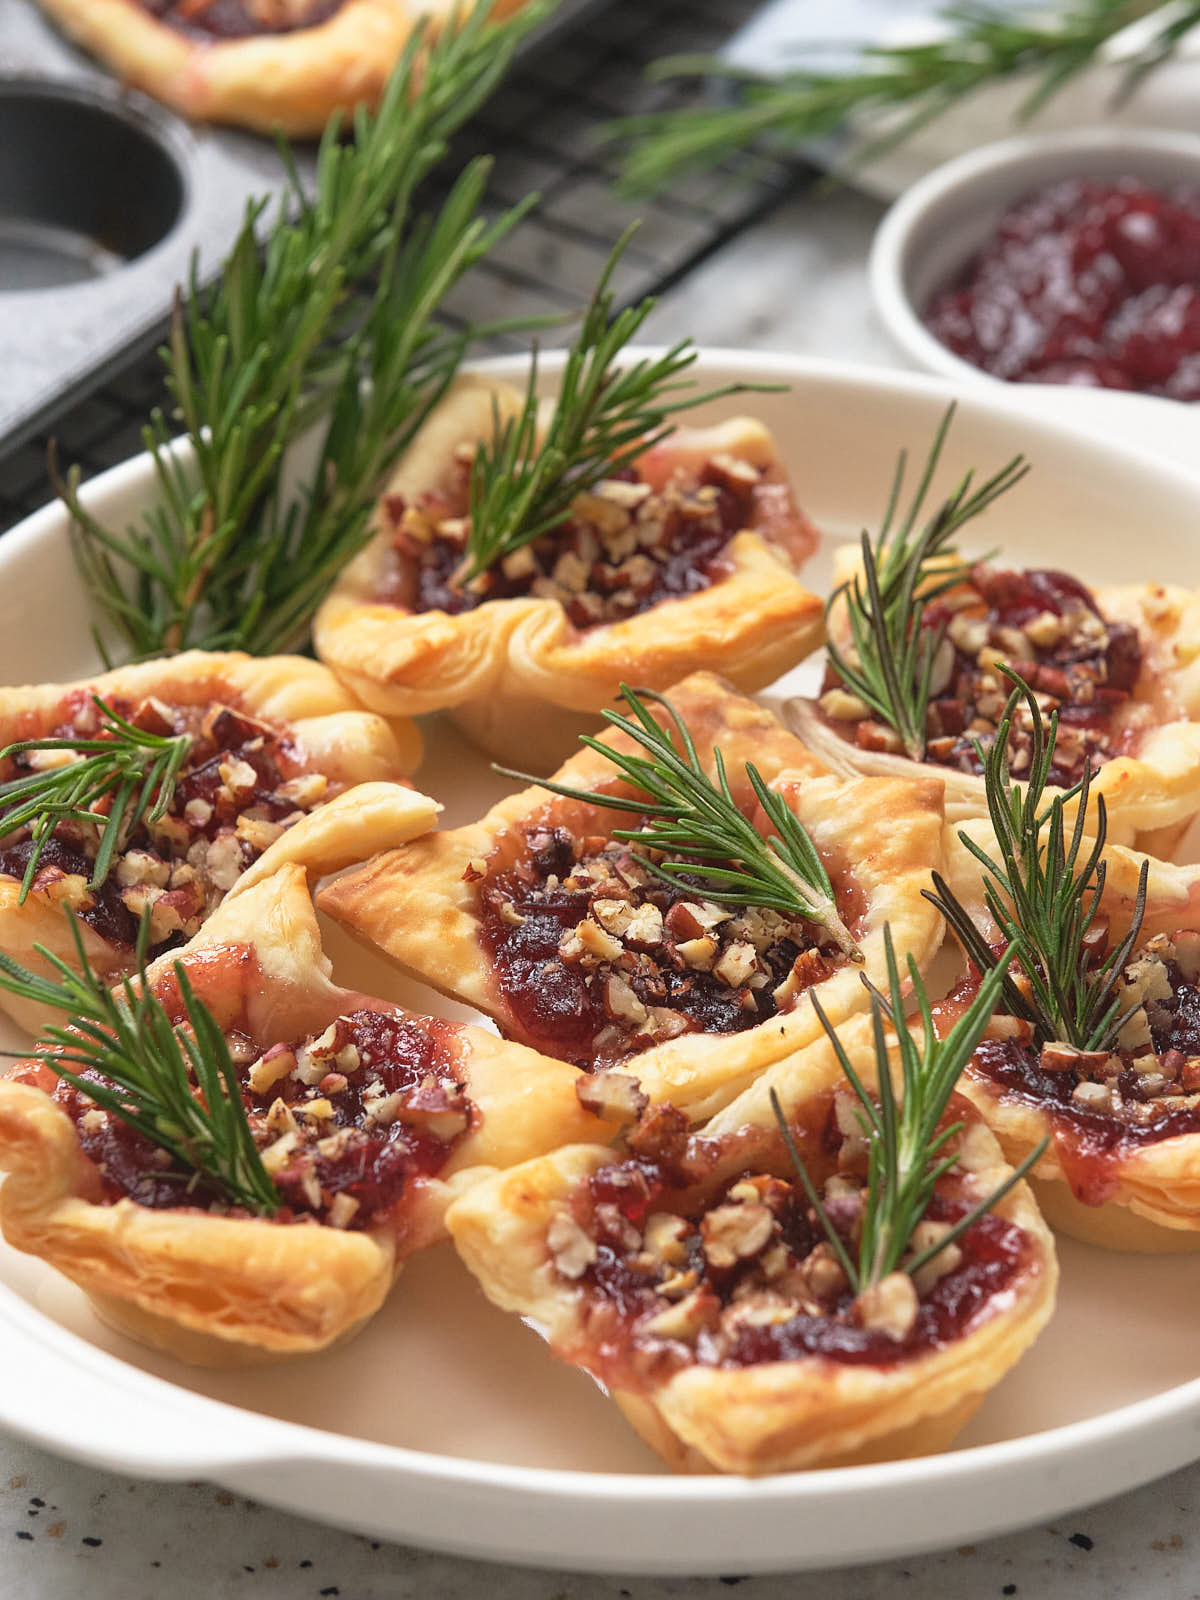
[2,180,1199,1600]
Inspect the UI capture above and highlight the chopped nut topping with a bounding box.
[701,1201,774,1270]
[547,1210,598,1278]
[854,1272,919,1340]
[576,1068,648,1123]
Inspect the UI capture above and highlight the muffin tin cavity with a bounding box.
[0,81,185,292]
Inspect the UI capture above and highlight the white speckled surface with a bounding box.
[1,180,1198,1597]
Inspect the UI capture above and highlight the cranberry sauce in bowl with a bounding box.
[475,816,857,1070]
[923,177,1200,396]
[0,690,329,956]
[548,1100,1032,1391]
[944,930,1200,1206]
[372,445,787,629]
[43,981,472,1230]
[819,562,1142,784]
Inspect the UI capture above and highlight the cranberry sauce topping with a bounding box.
[820,563,1142,785]
[476,822,847,1069]
[948,930,1200,1204]
[55,1005,471,1228]
[547,1101,1030,1389]
[0,692,328,956]
[374,448,775,628]
[143,0,342,40]
[923,178,1200,397]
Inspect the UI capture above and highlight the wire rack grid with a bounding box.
[0,0,806,533]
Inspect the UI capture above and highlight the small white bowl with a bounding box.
[868,126,1200,388]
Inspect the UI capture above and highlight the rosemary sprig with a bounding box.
[0,696,193,902]
[926,671,1149,1051]
[772,927,1045,1294]
[456,228,771,585]
[495,683,858,957]
[614,0,1196,194]
[0,918,278,1216]
[826,407,1028,760]
[61,0,550,660]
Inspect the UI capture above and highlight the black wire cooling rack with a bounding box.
[0,0,806,532]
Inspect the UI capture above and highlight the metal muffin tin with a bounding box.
[0,0,610,454]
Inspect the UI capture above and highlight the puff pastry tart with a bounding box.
[447,1014,1057,1475]
[312,376,824,767]
[318,673,946,1120]
[0,863,608,1365]
[29,0,528,135]
[939,823,1200,1251]
[788,549,1200,848]
[0,651,423,1034]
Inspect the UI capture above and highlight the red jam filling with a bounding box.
[822,563,1141,785]
[143,0,342,39]
[0,693,323,956]
[554,1104,1030,1387]
[54,1005,471,1229]
[373,452,778,629]
[476,822,851,1069]
[944,935,1200,1206]
[924,178,1200,397]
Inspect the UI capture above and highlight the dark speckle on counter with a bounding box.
[1069,1534,1095,1552]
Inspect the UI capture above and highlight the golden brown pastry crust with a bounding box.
[312,376,825,767]
[940,822,1200,1250]
[447,1013,1058,1475]
[0,862,612,1365]
[0,650,424,1035]
[30,0,530,136]
[787,547,1200,849]
[318,672,947,1120]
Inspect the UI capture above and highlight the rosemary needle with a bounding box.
[0,917,278,1216]
[772,927,1046,1294]
[926,670,1149,1052]
[826,406,1028,761]
[61,0,552,660]
[496,683,859,958]
[614,0,1199,195]
[457,228,774,585]
[0,696,193,903]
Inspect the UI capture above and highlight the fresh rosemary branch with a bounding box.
[826,407,1028,761]
[456,228,769,585]
[0,697,193,903]
[0,918,278,1215]
[926,671,1148,1051]
[61,0,550,660]
[614,0,1196,194]
[495,683,859,957]
[773,926,1045,1295]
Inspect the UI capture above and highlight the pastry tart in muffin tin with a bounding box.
[447,1013,1057,1475]
[318,673,946,1121]
[313,376,825,767]
[0,864,611,1365]
[0,652,423,1035]
[938,823,1200,1251]
[30,0,533,136]
[788,547,1200,849]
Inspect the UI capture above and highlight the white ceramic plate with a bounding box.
[2,354,1200,1576]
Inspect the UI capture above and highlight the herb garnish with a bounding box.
[825,407,1028,760]
[495,682,859,957]
[926,670,1148,1051]
[455,229,768,586]
[0,918,278,1216]
[0,697,193,903]
[772,926,1045,1294]
[61,0,549,661]
[615,0,1198,194]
